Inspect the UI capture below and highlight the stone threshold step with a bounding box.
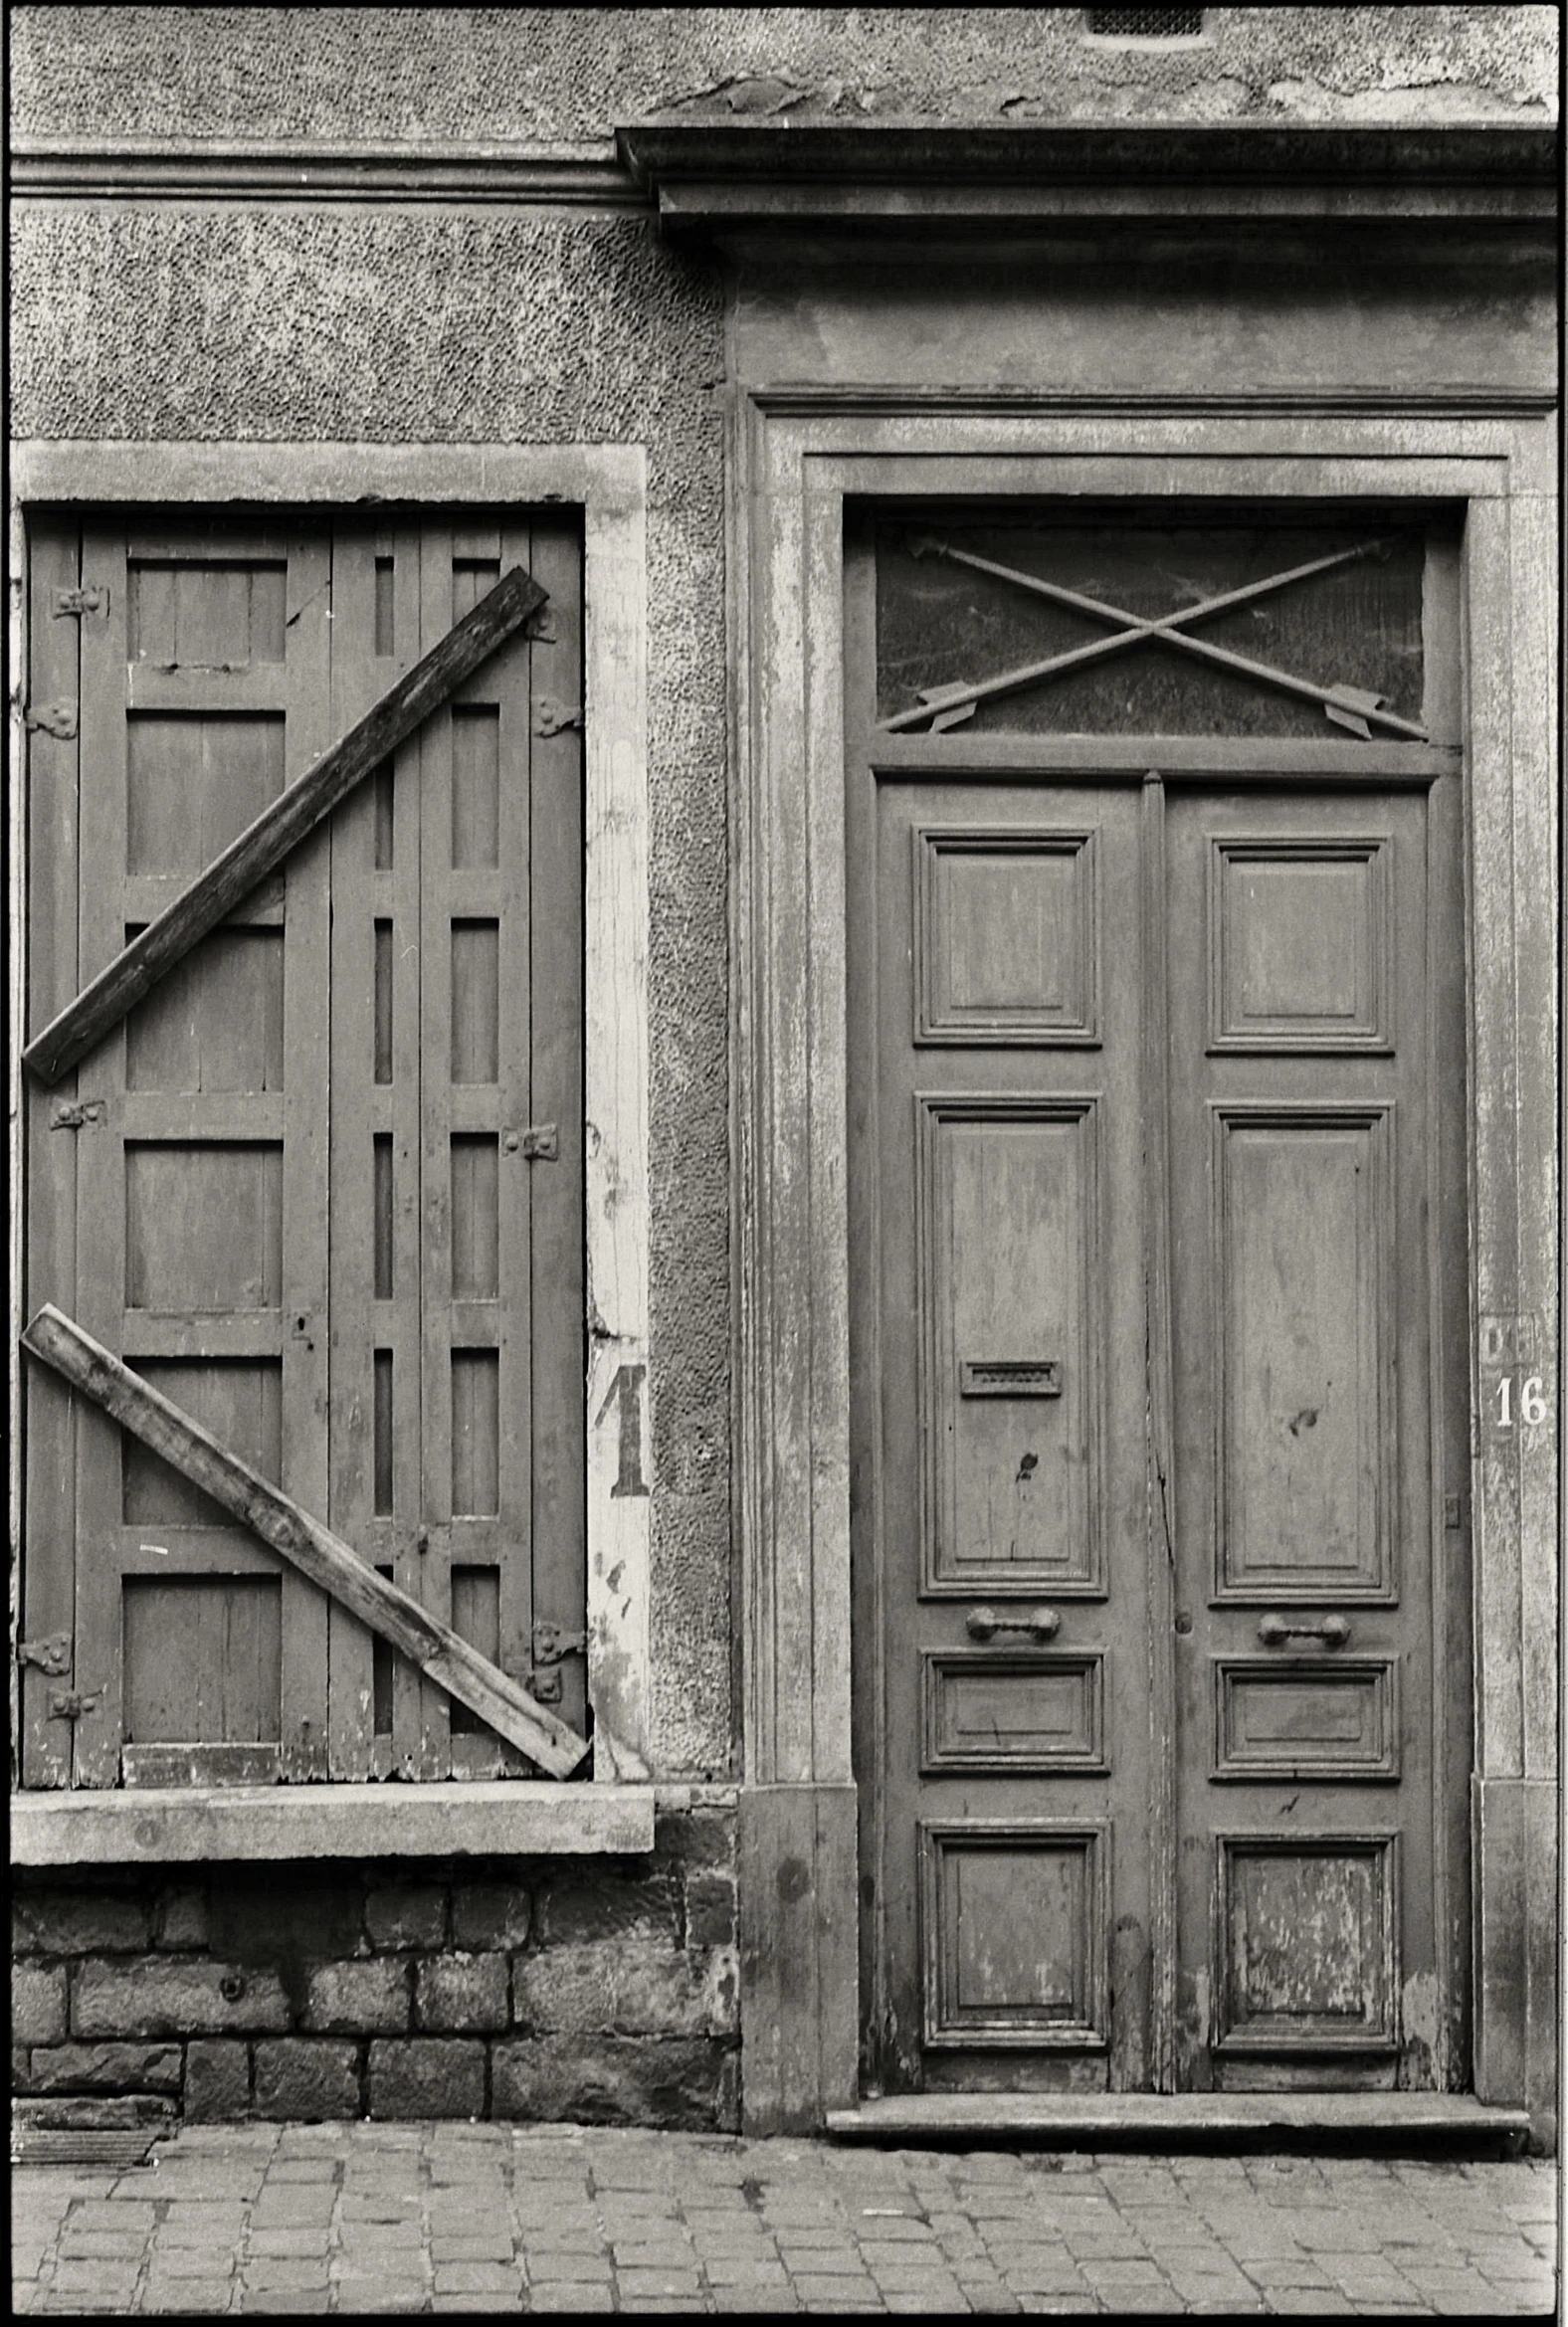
[827,2094,1531,2153]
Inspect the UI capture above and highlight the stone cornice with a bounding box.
[10,122,1556,226]
[7,135,644,209]
[615,119,1559,233]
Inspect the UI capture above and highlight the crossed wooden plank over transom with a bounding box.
[882,534,1428,740]
[20,564,591,1777]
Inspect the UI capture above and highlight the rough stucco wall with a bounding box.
[8,207,732,1780]
[9,6,1558,134]
[7,5,1557,1781]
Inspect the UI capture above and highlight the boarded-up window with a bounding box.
[21,513,585,1787]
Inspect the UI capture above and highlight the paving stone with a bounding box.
[252,2190,338,2223]
[246,2228,330,2257]
[1264,2294,1354,2315]
[1078,2255,1168,2284]
[69,2203,157,2231]
[434,2259,525,2291]
[704,2256,793,2284]
[874,2268,969,2297]
[242,2257,331,2287]
[432,2231,517,2261]
[57,2230,149,2259]
[152,2245,250,2279]
[42,2261,144,2293]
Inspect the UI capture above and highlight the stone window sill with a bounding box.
[10,1782,655,1865]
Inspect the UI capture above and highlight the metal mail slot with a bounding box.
[959,1358,1062,1397]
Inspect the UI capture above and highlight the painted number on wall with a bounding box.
[1494,1375,1548,1430]
[595,1362,650,1497]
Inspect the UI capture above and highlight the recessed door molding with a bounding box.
[730,399,1556,2131]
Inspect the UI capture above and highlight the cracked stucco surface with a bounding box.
[10,7,1558,135]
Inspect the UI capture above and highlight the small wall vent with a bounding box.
[1082,9,1207,41]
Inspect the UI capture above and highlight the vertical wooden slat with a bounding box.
[329,520,425,1779]
[522,512,586,1742]
[21,520,84,1784]
[484,514,533,1770]
[416,524,457,1777]
[387,525,427,1777]
[326,524,383,1779]
[278,531,333,1780]
[449,521,518,1779]
[71,524,131,1785]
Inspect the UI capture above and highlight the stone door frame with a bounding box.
[731,398,1557,2134]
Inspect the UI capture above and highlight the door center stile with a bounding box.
[1139,768,1179,2097]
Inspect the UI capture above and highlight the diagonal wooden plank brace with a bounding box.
[882,536,1427,740]
[24,564,547,1086]
[21,1303,590,1779]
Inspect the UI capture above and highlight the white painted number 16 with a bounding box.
[1495,1374,1547,1428]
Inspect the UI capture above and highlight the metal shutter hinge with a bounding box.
[503,1122,558,1160]
[532,1621,587,1664]
[17,1633,72,1675]
[24,701,79,739]
[51,586,110,620]
[534,695,582,736]
[50,1099,106,1130]
[47,1686,103,1721]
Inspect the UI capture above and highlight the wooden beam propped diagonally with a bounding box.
[23,564,547,1087]
[21,1304,590,1779]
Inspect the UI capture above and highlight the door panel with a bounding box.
[861,773,1148,2093]
[1167,784,1451,2090]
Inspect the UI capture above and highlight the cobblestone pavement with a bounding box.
[11,2121,1558,2315]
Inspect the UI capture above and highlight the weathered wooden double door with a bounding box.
[848,505,1470,2094]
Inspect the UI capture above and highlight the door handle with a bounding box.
[1257,1612,1352,1648]
[965,1605,1061,1643]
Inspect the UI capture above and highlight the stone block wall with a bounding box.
[12,1805,739,2131]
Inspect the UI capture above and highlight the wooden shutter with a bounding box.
[20,511,586,1787]
[25,522,333,1785]
[325,516,586,1778]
